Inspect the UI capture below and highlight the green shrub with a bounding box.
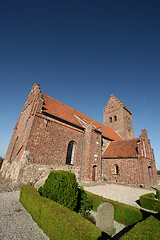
[156,190,160,200]
[42,170,78,211]
[120,215,160,240]
[77,186,93,215]
[87,192,143,226]
[20,185,111,240]
[140,193,160,212]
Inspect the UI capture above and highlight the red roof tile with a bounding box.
[102,138,139,158]
[41,93,122,141]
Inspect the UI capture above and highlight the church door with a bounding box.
[92,165,97,181]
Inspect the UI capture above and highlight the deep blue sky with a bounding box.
[0,0,160,169]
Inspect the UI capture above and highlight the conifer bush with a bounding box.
[77,186,92,215]
[42,170,79,211]
[156,190,160,200]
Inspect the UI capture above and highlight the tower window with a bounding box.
[110,117,112,123]
[114,116,117,121]
[128,123,131,131]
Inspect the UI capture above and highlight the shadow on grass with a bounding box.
[141,208,160,220]
[135,199,141,207]
[97,231,112,240]
[112,210,160,239]
[112,223,135,240]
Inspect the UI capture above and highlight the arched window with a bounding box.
[114,115,117,121]
[110,117,112,123]
[66,141,75,165]
[113,164,119,175]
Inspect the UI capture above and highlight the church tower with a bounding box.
[103,94,134,140]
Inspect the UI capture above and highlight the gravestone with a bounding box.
[96,202,115,235]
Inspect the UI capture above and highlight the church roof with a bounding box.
[102,138,139,158]
[41,92,122,141]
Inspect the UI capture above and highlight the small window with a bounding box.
[114,116,117,121]
[128,123,131,131]
[110,117,112,123]
[113,164,119,175]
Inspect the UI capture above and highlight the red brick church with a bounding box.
[1,83,158,187]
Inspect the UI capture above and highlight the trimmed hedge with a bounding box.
[120,215,160,240]
[87,192,143,226]
[20,185,111,240]
[42,170,78,211]
[140,193,160,212]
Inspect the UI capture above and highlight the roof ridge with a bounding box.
[111,138,140,143]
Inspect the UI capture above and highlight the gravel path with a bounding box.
[84,183,156,208]
[0,191,49,240]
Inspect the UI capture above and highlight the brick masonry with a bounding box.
[1,83,158,187]
[102,129,158,186]
[103,94,134,140]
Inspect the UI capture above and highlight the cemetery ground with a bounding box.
[0,172,159,239]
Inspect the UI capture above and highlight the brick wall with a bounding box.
[102,138,111,154]
[26,114,83,166]
[137,129,158,186]
[20,114,102,183]
[1,83,43,182]
[103,157,144,186]
[103,129,158,187]
[80,122,102,181]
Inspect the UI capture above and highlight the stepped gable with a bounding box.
[41,92,122,141]
[102,138,140,158]
[106,94,132,114]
